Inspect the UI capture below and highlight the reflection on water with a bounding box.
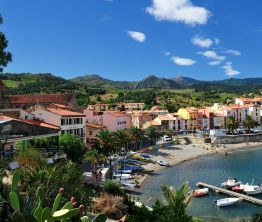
[138,148,262,220]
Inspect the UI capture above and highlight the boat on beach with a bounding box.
[214,198,239,207]
[156,160,170,167]
[221,177,242,188]
[194,188,209,197]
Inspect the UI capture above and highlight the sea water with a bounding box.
[138,148,262,221]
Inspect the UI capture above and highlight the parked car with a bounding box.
[162,135,172,142]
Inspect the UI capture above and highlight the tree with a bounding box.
[243,115,256,133]
[96,129,115,155]
[113,130,128,152]
[128,127,144,150]
[14,147,46,169]
[59,134,85,163]
[226,116,238,134]
[84,149,106,173]
[0,15,12,72]
[145,126,160,145]
[160,183,192,222]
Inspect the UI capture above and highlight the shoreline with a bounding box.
[134,142,262,186]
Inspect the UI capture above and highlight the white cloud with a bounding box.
[127,31,146,42]
[191,36,213,48]
[164,51,171,56]
[146,0,211,26]
[222,62,240,76]
[223,49,241,56]
[171,56,196,66]
[198,50,226,61]
[208,60,222,66]
[214,38,220,45]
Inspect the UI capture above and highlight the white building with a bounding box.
[0,108,34,120]
[32,108,86,142]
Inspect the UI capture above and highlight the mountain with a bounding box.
[0,73,85,95]
[1,73,262,94]
[71,74,135,89]
[133,75,181,89]
[171,76,201,86]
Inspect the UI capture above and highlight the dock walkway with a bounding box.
[196,182,262,206]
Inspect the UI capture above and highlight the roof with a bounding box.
[106,111,126,117]
[157,115,174,121]
[150,121,161,126]
[86,123,106,129]
[9,93,74,104]
[47,108,86,117]
[228,105,248,109]
[23,120,60,130]
[185,107,198,112]
[49,103,68,109]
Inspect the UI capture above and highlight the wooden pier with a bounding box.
[196,182,262,206]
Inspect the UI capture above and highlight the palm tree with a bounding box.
[145,126,160,145]
[113,130,129,153]
[128,127,144,151]
[96,129,115,155]
[243,115,256,133]
[160,183,191,222]
[84,149,106,173]
[226,116,238,134]
[166,128,174,138]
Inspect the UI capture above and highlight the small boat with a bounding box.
[120,180,140,189]
[115,169,132,174]
[221,177,242,188]
[194,188,209,197]
[156,160,170,167]
[232,184,246,192]
[244,184,262,195]
[113,173,132,179]
[214,198,239,207]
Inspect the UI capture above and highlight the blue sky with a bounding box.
[1,0,262,81]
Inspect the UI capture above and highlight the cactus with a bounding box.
[8,170,107,222]
[80,214,107,222]
[92,214,107,222]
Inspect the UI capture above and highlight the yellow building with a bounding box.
[177,107,199,130]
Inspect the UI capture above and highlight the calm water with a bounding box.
[138,148,262,221]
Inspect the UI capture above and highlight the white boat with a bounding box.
[113,173,132,179]
[120,180,140,189]
[156,160,170,167]
[221,177,242,188]
[214,198,239,207]
[244,184,262,195]
[194,188,209,197]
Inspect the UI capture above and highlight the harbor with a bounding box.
[138,148,262,220]
[196,182,262,206]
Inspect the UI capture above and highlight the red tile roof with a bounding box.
[9,94,74,104]
[47,108,86,117]
[86,123,106,129]
[23,120,60,130]
[106,111,126,117]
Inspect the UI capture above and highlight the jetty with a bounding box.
[196,182,262,206]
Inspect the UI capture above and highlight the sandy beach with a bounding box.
[134,141,262,185]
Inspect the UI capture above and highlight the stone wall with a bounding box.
[212,133,262,144]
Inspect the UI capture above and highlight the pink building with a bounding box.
[103,111,131,132]
[84,109,131,132]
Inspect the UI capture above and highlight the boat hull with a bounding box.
[215,198,239,207]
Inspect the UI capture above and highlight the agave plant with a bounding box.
[8,170,107,222]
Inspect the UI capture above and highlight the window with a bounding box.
[61,119,66,126]
[89,131,93,136]
[69,118,73,125]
